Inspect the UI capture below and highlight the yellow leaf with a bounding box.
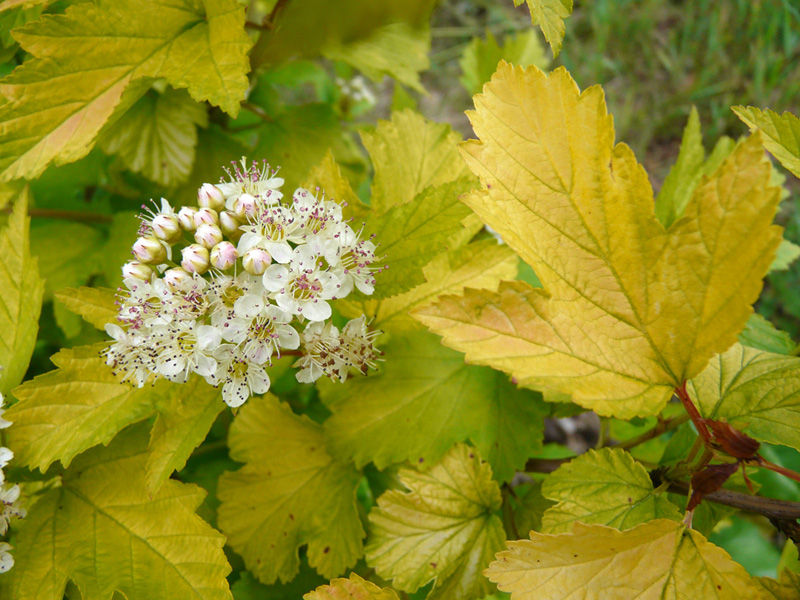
[304,151,369,221]
[486,519,763,599]
[54,286,117,330]
[415,64,781,418]
[733,106,800,179]
[304,573,400,600]
[515,0,572,57]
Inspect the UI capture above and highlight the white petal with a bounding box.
[249,367,271,394]
[233,294,264,319]
[277,325,300,350]
[266,241,293,264]
[237,231,262,254]
[263,265,289,292]
[223,379,249,408]
[193,353,217,377]
[300,299,331,322]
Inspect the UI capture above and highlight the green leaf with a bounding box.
[304,574,400,600]
[0,189,43,393]
[232,563,326,600]
[511,481,554,536]
[361,110,470,214]
[5,343,161,470]
[146,375,223,492]
[321,330,546,480]
[689,343,800,452]
[770,239,800,272]
[325,22,430,93]
[98,87,207,186]
[540,447,682,533]
[366,443,505,599]
[0,0,251,180]
[514,0,573,57]
[486,519,762,599]
[733,106,800,178]
[218,394,364,584]
[1,425,232,600]
[459,30,549,96]
[54,286,117,330]
[366,177,481,299]
[30,221,103,298]
[98,211,138,289]
[739,313,796,355]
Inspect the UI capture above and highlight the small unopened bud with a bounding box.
[219,211,241,235]
[178,206,197,231]
[242,247,271,275]
[194,207,219,227]
[151,213,181,242]
[122,261,153,281]
[132,236,167,264]
[198,183,225,210]
[210,241,237,270]
[194,223,223,248]
[163,267,192,290]
[181,244,210,274]
[233,193,258,219]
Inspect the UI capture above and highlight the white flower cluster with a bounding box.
[103,159,383,407]
[0,392,25,574]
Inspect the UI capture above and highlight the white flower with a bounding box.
[218,348,271,407]
[102,323,153,387]
[0,484,24,536]
[333,225,379,295]
[220,158,284,207]
[237,205,297,264]
[263,245,340,321]
[0,542,13,573]
[294,321,341,383]
[153,322,220,382]
[224,305,299,365]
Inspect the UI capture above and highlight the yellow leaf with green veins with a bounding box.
[689,343,800,452]
[98,88,208,186]
[54,286,117,330]
[415,64,782,418]
[0,425,232,600]
[0,0,250,181]
[0,189,43,394]
[361,110,470,213]
[514,0,572,57]
[217,394,364,584]
[305,574,400,600]
[366,444,505,599]
[540,447,681,533]
[733,106,800,178]
[486,519,762,599]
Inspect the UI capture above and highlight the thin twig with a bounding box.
[614,414,690,450]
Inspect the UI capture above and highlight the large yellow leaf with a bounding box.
[415,64,782,418]
[305,574,400,600]
[486,519,763,599]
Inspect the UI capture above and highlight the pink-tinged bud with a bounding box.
[198,183,225,210]
[233,193,258,219]
[219,210,241,235]
[193,207,219,227]
[210,241,237,270]
[163,267,193,290]
[194,223,223,248]
[178,206,198,231]
[122,261,153,281]
[151,213,181,242]
[242,247,271,275]
[181,244,210,274]
[132,236,167,264]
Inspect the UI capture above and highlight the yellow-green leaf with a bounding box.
[0,189,43,393]
[54,286,117,330]
[689,343,800,452]
[305,574,400,600]
[541,447,681,532]
[361,110,470,213]
[98,87,208,186]
[416,64,781,418]
[0,425,232,600]
[740,313,796,355]
[487,519,762,599]
[366,443,505,599]
[771,238,800,272]
[514,0,572,57]
[6,343,161,470]
[321,330,546,481]
[218,394,364,584]
[733,106,800,178]
[30,222,103,298]
[0,0,250,180]
[305,151,369,221]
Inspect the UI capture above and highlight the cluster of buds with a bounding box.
[0,392,25,574]
[103,159,384,407]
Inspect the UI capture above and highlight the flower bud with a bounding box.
[210,241,237,270]
[121,261,153,281]
[219,210,241,235]
[198,183,225,211]
[132,236,167,264]
[163,267,193,290]
[194,223,223,248]
[193,207,219,228]
[151,213,181,242]
[242,247,271,275]
[177,206,198,231]
[181,244,210,274]
[233,193,258,219]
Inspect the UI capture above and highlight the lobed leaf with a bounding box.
[218,394,364,584]
[366,443,505,599]
[416,64,782,418]
[733,106,800,178]
[304,574,400,600]
[487,519,762,599]
[54,286,117,330]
